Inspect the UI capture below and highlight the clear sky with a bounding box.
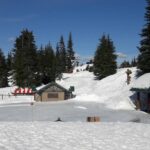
[0,0,146,62]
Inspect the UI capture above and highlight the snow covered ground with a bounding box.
[0,122,150,150]
[0,67,150,123]
[0,67,150,149]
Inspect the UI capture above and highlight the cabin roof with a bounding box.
[131,73,150,92]
[36,82,69,94]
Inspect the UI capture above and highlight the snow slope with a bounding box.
[58,67,137,110]
[0,67,137,110]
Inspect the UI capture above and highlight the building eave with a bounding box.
[36,82,69,94]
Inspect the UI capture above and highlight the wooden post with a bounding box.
[136,92,141,110]
[148,93,150,112]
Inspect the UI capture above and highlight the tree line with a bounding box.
[0,0,149,87]
[0,30,75,88]
[93,0,150,79]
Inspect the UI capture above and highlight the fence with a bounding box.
[0,94,34,102]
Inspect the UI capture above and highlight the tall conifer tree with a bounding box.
[58,36,66,72]
[12,29,38,87]
[138,0,150,73]
[55,43,62,79]
[94,35,117,80]
[0,49,8,87]
[42,43,56,84]
[66,32,75,72]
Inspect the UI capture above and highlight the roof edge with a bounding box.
[36,82,69,94]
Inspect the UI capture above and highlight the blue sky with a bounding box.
[0,0,146,62]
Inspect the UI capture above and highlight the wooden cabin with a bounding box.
[34,82,74,102]
[131,73,150,112]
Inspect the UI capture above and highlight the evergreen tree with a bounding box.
[37,43,57,84]
[55,43,63,79]
[7,52,13,72]
[131,57,137,67]
[58,36,67,72]
[42,43,56,84]
[137,0,150,73]
[6,52,14,86]
[12,29,38,87]
[94,35,117,80]
[0,49,8,87]
[36,45,45,85]
[66,32,75,72]
[120,60,131,68]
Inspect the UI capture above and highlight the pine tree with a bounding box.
[36,45,45,85]
[37,43,57,84]
[137,0,150,73]
[12,29,38,87]
[66,32,75,72]
[0,49,8,87]
[58,36,67,72]
[55,43,63,80]
[42,43,56,84]
[120,60,131,68]
[94,35,117,80]
[6,52,13,86]
[7,52,13,72]
[131,57,137,67]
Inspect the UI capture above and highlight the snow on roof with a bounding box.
[36,82,69,94]
[131,73,150,91]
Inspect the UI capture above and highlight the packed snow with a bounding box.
[0,122,150,150]
[0,66,150,149]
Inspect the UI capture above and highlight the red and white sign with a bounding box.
[14,88,33,95]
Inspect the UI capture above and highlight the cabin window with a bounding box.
[47,93,58,98]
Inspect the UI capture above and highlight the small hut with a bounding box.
[34,82,74,102]
[131,73,150,112]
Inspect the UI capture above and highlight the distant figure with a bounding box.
[55,117,62,122]
[126,69,132,85]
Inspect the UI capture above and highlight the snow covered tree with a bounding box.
[137,0,150,73]
[66,32,75,72]
[94,35,117,80]
[0,49,8,87]
[12,29,38,87]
